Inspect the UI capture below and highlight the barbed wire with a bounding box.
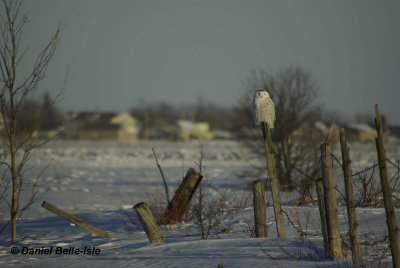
[387,158,400,169]
[271,150,321,182]
[272,147,398,186]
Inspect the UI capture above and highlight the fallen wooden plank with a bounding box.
[42,201,111,238]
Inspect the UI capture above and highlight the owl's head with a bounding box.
[256,90,270,98]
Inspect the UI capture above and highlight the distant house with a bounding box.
[289,120,339,145]
[110,112,140,142]
[344,122,400,143]
[65,112,139,142]
[314,121,340,143]
[177,120,213,140]
[346,123,376,142]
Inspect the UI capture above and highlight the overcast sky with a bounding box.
[20,0,400,123]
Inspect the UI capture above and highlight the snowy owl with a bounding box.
[252,90,275,128]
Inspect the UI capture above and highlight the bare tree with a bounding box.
[238,66,334,197]
[0,0,63,243]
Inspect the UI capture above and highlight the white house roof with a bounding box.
[110,112,137,125]
[348,123,376,133]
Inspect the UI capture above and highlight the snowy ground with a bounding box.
[0,140,399,267]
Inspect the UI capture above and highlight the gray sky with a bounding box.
[21,0,400,123]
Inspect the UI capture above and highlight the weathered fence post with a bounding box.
[159,168,203,225]
[315,179,330,258]
[217,263,226,268]
[262,122,286,238]
[253,180,267,237]
[339,128,363,265]
[42,201,111,238]
[134,202,164,243]
[375,104,400,268]
[320,143,343,261]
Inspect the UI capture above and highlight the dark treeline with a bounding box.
[130,100,249,132]
[17,92,63,133]
[18,96,252,136]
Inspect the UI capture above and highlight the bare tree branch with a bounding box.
[152,147,170,205]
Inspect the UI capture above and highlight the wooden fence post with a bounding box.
[339,128,363,265]
[159,168,203,225]
[41,201,111,238]
[375,104,400,268]
[262,122,286,238]
[253,180,267,237]
[315,179,330,258]
[134,202,164,243]
[217,263,226,268]
[320,143,343,261]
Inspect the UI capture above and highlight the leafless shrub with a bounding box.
[353,165,384,208]
[388,159,400,207]
[188,141,260,239]
[282,209,324,261]
[361,231,391,268]
[231,190,252,212]
[351,162,400,208]
[190,185,228,239]
[188,141,224,238]
[143,190,168,224]
[237,214,255,238]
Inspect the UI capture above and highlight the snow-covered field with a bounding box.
[0,140,399,267]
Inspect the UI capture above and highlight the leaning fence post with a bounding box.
[262,122,286,238]
[375,104,400,268]
[159,168,203,225]
[134,202,164,243]
[320,143,343,261]
[253,180,267,237]
[315,179,330,258]
[41,201,111,238]
[339,128,363,265]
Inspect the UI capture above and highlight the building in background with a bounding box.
[64,112,140,142]
[177,120,213,140]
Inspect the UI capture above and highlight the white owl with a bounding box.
[252,90,275,128]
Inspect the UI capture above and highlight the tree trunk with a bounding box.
[11,163,17,243]
[10,116,17,243]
